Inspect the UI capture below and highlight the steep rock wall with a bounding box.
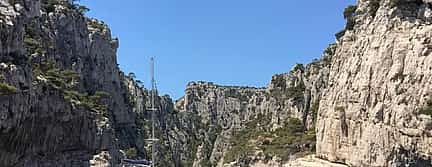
[317,0,432,166]
[0,0,129,166]
[171,48,333,166]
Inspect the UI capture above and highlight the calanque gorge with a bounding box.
[0,0,432,167]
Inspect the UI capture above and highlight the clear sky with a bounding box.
[79,0,356,100]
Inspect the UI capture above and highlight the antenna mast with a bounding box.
[150,57,157,167]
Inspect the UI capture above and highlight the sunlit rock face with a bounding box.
[172,50,333,166]
[316,0,432,166]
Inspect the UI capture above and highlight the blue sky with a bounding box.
[79,0,356,99]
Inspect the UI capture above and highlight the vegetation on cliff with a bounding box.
[224,114,316,163]
[389,0,423,8]
[336,4,358,40]
[270,75,306,101]
[0,74,17,96]
[125,147,138,158]
[420,99,432,117]
[32,60,109,112]
[41,0,89,15]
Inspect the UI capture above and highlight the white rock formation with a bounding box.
[317,0,432,166]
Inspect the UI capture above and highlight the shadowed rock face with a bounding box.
[0,0,122,166]
[1,0,432,167]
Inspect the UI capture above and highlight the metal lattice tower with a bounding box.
[148,57,159,167]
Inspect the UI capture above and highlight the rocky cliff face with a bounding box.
[317,0,432,166]
[168,47,333,166]
[0,0,131,166]
[2,0,432,167]
[0,0,204,166]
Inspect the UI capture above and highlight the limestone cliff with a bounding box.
[317,0,432,166]
[0,0,206,166]
[0,0,130,166]
[166,46,334,166]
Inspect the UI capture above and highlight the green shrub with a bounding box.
[224,114,271,163]
[24,20,45,55]
[41,0,59,13]
[293,64,305,73]
[342,5,358,31]
[24,19,57,56]
[270,74,306,101]
[94,91,110,98]
[335,30,346,40]
[369,0,381,17]
[389,0,405,8]
[88,20,106,32]
[224,116,315,163]
[33,61,79,90]
[224,89,250,101]
[346,17,356,30]
[224,139,255,163]
[276,118,305,135]
[324,44,336,56]
[128,72,136,79]
[261,118,315,161]
[271,75,286,88]
[390,73,406,82]
[41,0,86,14]
[270,81,305,101]
[286,82,305,99]
[420,99,432,117]
[389,0,399,7]
[64,90,109,112]
[75,4,90,15]
[0,83,17,96]
[125,148,138,158]
[420,107,432,116]
[343,5,357,19]
[389,0,422,8]
[0,74,17,96]
[24,37,44,54]
[225,89,241,98]
[8,0,17,5]
[335,106,345,112]
[33,60,108,112]
[245,113,271,129]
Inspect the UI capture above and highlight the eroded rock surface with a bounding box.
[317,0,432,166]
[0,0,124,166]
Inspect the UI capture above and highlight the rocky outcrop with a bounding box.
[317,0,432,166]
[170,46,333,166]
[0,0,207,166]
[0,0,125,166]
